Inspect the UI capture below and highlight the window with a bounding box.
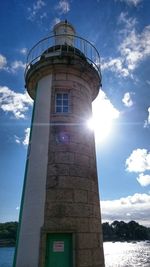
[55,93,69,113]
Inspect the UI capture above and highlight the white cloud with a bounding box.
[101,193,150,226]
[126,149,150,188]
[10,60,26,73]
[33,0,45,11]
[23,128,30,146]
[0,86,33,119]
[27,0,46,21]
[101,57,129,77]
[122,92,134,107]
[137,173,150,187]
[102,13,150,77]
[146,80,150,86]
[119,25,150,71]
[40,12,47,20]
[90,90,120,143]
[15,135,21,144]
[118,0,143,6]
[126,149,150,173]
[55,0,70,14]
[0,54,25,73]
[144,107,150,128]
[118,12,137,32]
[15,128,30,147]
[0,54,7,70]
[20,48,28,55]
[93,90,119,120]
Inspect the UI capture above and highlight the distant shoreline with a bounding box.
[0,220,150,247]
[1,240,150,249]
[0,240,16,248]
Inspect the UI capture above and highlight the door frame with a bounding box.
[39,230,75,267]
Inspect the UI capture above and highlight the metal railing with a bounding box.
[25,34,101,77]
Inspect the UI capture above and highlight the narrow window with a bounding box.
[55,93,69,113]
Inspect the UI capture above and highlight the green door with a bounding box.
[45,233,73,267]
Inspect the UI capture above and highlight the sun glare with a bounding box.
[87,116,112,143]
[87,91,119,143]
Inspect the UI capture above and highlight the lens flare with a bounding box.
[87,91,120,143]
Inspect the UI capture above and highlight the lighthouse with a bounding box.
[13,21,105,267]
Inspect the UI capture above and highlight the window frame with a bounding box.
[55,92,69,114]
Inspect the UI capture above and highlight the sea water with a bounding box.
[103,241,150,267]
[0,241,150,267]
[0,247,14,267]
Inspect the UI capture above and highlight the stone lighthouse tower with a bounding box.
[13,21,105,267]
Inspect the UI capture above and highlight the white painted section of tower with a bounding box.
[54,21,75,46]
[15,75,52,267]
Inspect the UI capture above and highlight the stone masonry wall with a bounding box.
[41,68,104,267]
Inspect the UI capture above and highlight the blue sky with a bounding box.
[0,0,150,226]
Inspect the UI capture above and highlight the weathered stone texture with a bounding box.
[77,233,101,249]
[41,63,104,266]
[55,151,74,164]
[74,189,88,203]
[77,249,93,266]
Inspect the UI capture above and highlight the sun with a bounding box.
[87,116,112,143]
[87,91,119,143]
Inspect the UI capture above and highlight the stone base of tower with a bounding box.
[38,123,105,267]
[39,218,104,267]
